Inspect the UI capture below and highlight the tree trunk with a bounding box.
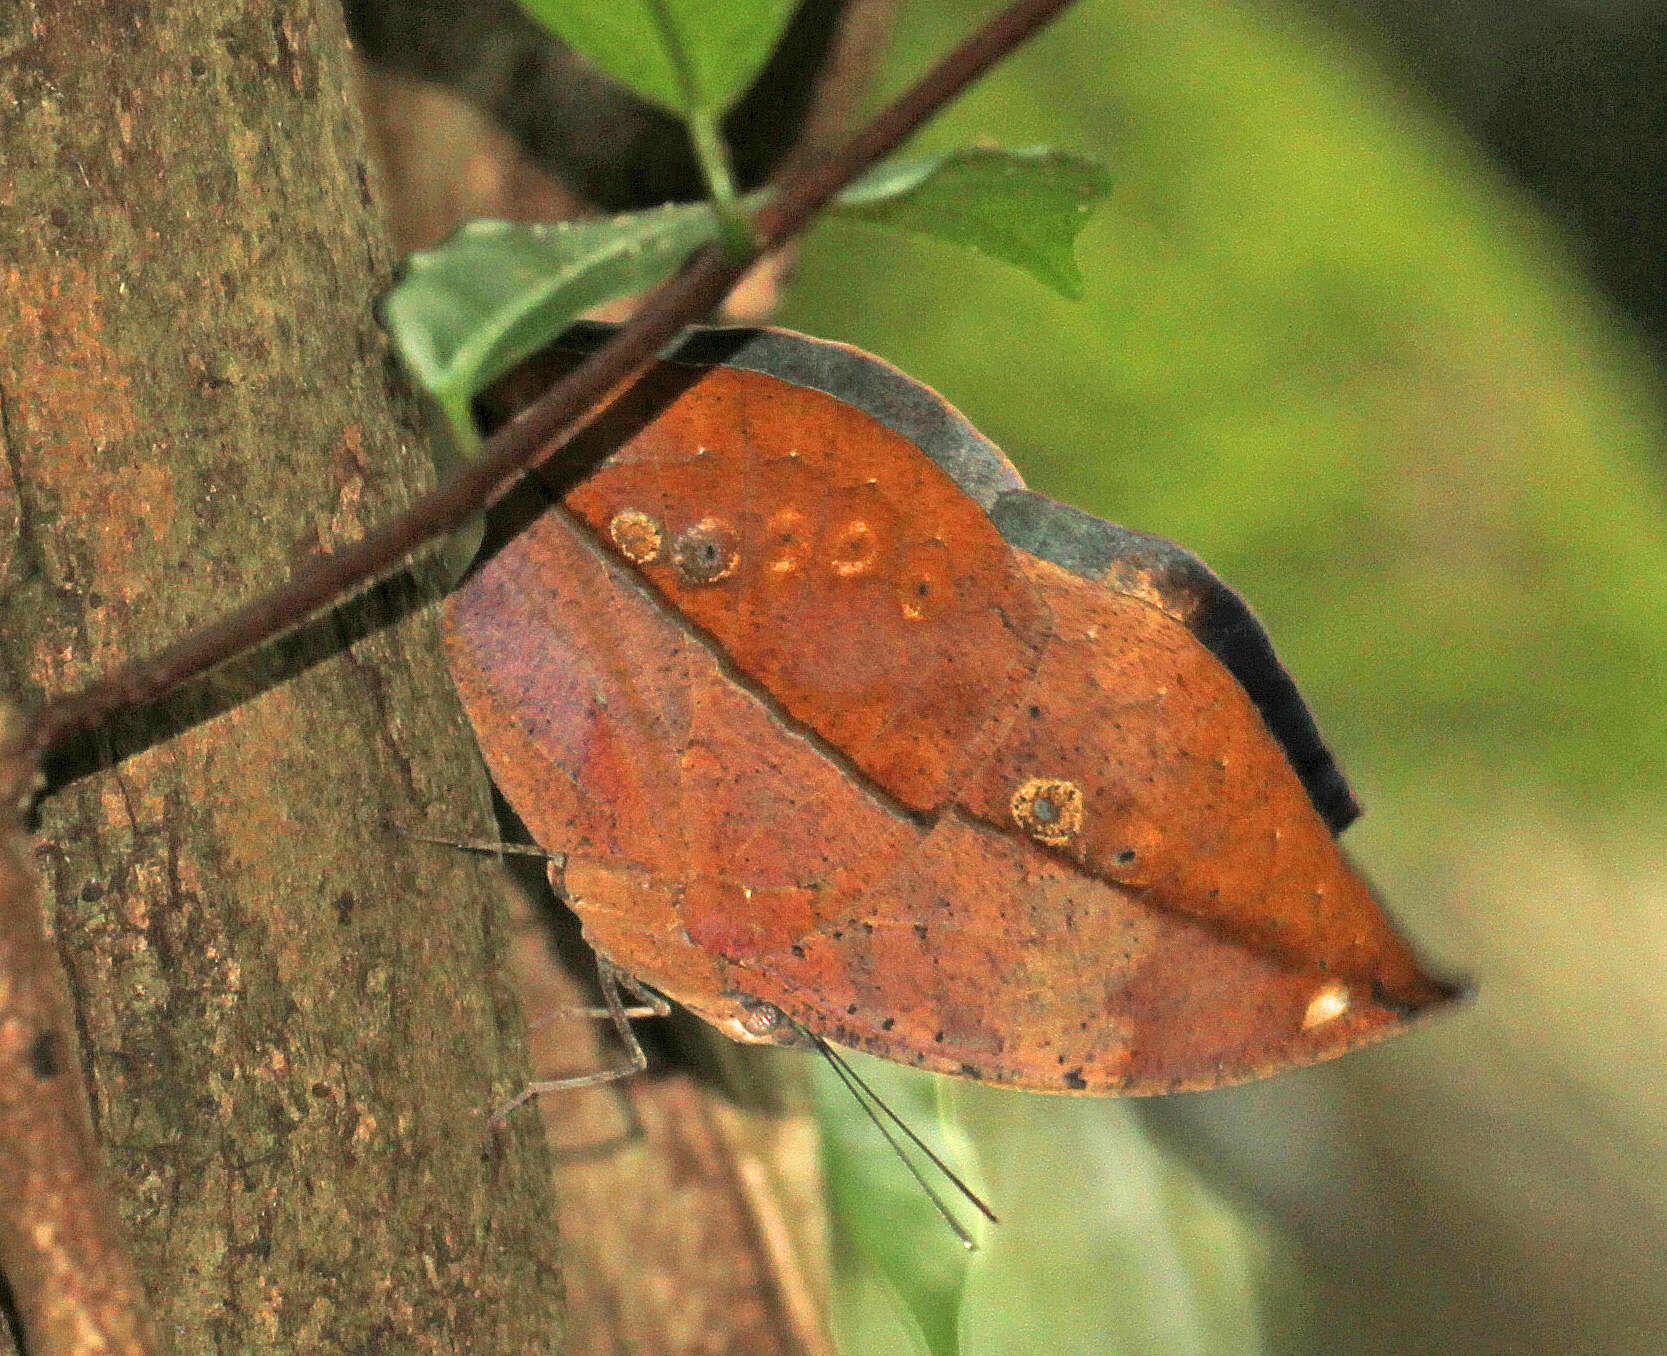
[0,2,563,1351]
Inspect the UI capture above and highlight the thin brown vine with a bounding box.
[25,0,1080,761]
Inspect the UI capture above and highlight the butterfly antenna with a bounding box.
[405,830,558,860]
[803,1026,998,1249]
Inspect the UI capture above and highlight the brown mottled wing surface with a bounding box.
[443,325,1458,1093]
[960,553,1449,1004]
[987,488,1361,832]
[729,809,1432,1094]
[443,503,927,1039]
[442,500,692,876]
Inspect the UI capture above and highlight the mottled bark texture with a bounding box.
[0,701,158,1356]
[0,2,563,1352]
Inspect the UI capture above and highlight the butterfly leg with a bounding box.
[491,957,665,1124]
[529,971,670,1028]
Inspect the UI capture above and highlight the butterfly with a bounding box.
[443,323,1458,1099]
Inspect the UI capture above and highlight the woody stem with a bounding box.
[28,0,1082,760]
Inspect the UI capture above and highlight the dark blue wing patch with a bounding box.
[558,321,1025,509]
[989,490,1360,834]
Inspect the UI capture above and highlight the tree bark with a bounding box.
[0,2,563,1351]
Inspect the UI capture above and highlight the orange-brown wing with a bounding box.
[719,809,1436,1094]
[449,327,1061,1045]
[955,551,1448,1010]
[442,500,692,878]
[442,502,927,1039]
[448,325,1457,1092]
[444,502,1445,1092]
[967,491,1450,1011]
[556,345,1045,812]
[987,488,1360,832]
[691,521,1455,1089]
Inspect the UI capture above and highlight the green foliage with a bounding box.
[511,0,801,242]
[836,148,1111,299]
[816,1054,1276,1356]
[381,152,1110,452]
[953,1092,1274,1356]
[817,1054,988,1356]
[514,0,799,119]
[381,207,722,453]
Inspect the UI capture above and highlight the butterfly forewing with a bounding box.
[443,325,1459,1092]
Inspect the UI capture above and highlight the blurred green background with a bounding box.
[774,1,1667,1352]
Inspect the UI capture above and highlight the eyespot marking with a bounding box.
[763,507,811,575]
[830,519,880,577]
[608,508,662,564]
[671,518,739,584]
[897,539,953,621]
[1010,777,1084,846]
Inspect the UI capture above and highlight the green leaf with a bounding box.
[953,1096,1274,1356]
[515,0,800,117]
[833,148,1113,299]
[816,1056,1279,1356]
[816,1052,991,1356]
[380,205,724,452]
[379,146,1111,455]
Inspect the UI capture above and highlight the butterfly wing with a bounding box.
[989,488,1359,832]
[445,325,1458,1090]
[444,499,930,1040]
[556,346,1046,813]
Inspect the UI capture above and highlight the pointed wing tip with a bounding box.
[987,489,1364,835]
[1390,970,1475,1017]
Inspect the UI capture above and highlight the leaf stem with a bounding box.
[637,0,750,253]
[687,109,752,257]
[27,0,1083,762]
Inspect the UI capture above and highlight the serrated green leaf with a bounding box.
[515,0,800,117]
[833,148,1113,299]
[380,206,724,451]
[816,1052,991,1356]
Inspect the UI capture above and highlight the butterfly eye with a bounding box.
[738,1001,787,1038]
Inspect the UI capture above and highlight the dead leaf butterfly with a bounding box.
[443,323,1460,1096]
